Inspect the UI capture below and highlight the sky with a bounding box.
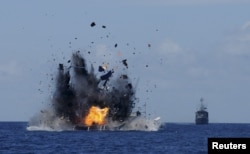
[1,0,250,123]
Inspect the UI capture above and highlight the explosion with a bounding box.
[84,106,109,126]
[28,51,137,129]
[27,51,161,131]
[27,23,162,131]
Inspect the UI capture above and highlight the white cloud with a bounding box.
[221,21,250,56]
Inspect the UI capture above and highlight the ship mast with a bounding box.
[199,97,207,111]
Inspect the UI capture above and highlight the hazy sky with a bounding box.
[1,0,250,123]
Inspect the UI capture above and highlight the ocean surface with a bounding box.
[1,122,250,154]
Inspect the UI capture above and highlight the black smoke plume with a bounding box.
[52,52,136,126]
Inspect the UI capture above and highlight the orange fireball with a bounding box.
[84,106,109,126]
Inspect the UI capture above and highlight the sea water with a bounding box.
[1,122,250,154]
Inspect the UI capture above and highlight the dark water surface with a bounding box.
[0,122,250,154]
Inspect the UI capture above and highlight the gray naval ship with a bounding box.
[195,98,208,125]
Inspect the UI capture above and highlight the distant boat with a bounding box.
[195,98,208,125]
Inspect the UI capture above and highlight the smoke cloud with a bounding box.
[28,51,151,130]
[54,51,136,125]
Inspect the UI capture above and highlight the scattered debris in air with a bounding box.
[28,21,162,131]
[90,22,96,27]
[100,70,114,81]
[122,59,128,68]
[120,74,128,79]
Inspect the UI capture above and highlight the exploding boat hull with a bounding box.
[29,52,163,131]
[74,116,162,131]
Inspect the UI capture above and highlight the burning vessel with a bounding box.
[28,51,161,131]
[195,98,208,125]
[54,52,136,130]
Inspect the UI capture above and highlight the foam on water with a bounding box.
[27,109,74,131]
[118,116,162,131]
[27,114,161,132]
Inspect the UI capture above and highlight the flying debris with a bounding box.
[120,74,128,79]
[122,59,128,68]
[100,70,114,81]
[90,22,96,27]
[28,51,159,131]
[98,64,108,72]
[98,66,105,72]
[28,22,162,131]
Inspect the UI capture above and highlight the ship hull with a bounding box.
[195,118,208,125]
